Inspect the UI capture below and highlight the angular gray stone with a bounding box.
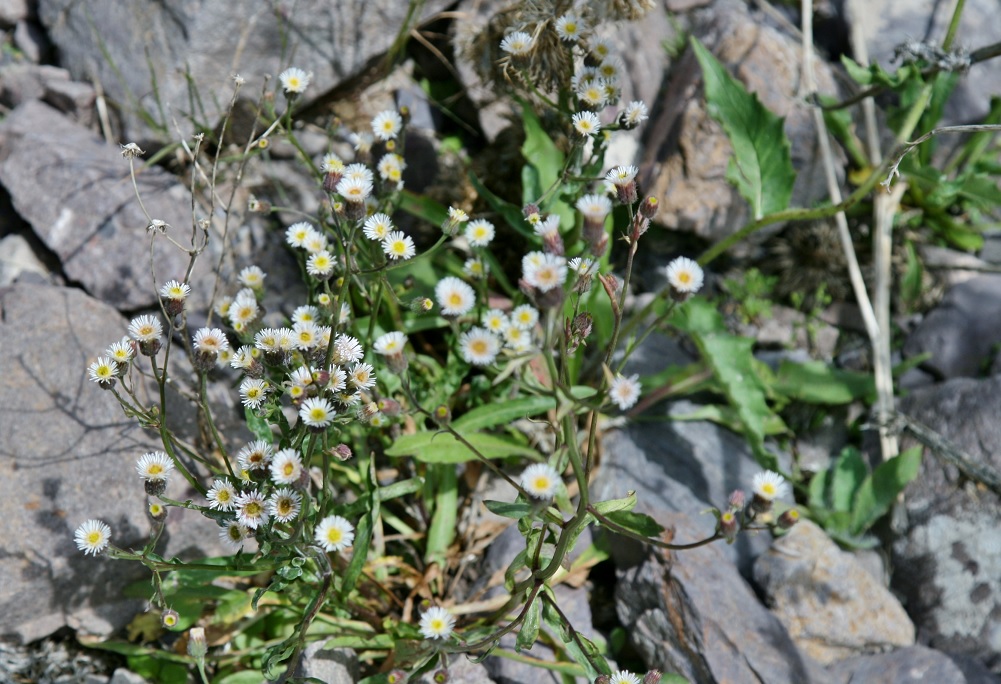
[903,275,1001,379]
[845,0,1001,125]
[109,669,149,684]
[0,63,69,108]
[43,78,96,127]
[0,234,53,287]
[637,0,839,247]
[37,0,451,142]
[896,376,1001,674]
[615,512,831,683]
[754,520,915,665]
[0,101,192,310]
[419,656,498,684]
[294,641,358,683]
[0,0,29,27]
[0,283,221,643]
[826,645,968,684]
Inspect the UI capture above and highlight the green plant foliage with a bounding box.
[691,37,795,220]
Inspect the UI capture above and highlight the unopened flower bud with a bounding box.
[332,443,353,461]
[615,181,637,205]
[344,200,366,222]
[432,404,451,425]
[410,297,434,313]
[630,214,650,241]
[718,509,738,544]
[542,230,564,256]
[595,676,611,684]
[523,202,540,219]
[433,669,449,684]
[567,312,593,353]
[187,627,207,659]
[161,608,179,629]
[442,206,468,236]
[248,195,271,213]
[728,489,746,512]
[387,671,407,684]
[144,478,167,498]
[776,508,800,530]
[148,500,168,522]
[644,671,664,684]
[322,170,343,194]
[378,398,402,417]
[639,196,659,220]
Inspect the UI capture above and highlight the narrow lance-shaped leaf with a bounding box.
[691,37,795,219]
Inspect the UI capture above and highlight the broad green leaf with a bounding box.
[604,510,665,538]
[592,491,637,515]
[807,467,829,512]
[245,406,273,443]
[426,464,457,565]
[484,500,535,520]
[957,174,1001,211]
[468,171,535,239]
[377,477,424,502]
[692,37,795,219]
[385,430,540,464]
[850,446,922,535]
[773,360,876,404]
[674,299,783,470]
[831,448,867,513]
[669,403,787,435]
[453,395,559,431]
[398,189,448,227]
[520,102,563,202]
[516,597,542,652]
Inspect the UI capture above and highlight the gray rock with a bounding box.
[896,376,1001,673]
[109,669,149,684]
[421,656,497,684]
[0,283,220,643]
[826,645,967,684]
[294,640,358,683]
[43,78,96,127]
[0,0,29,27]
[754,520,915,665]
[13,19,49,63]
[37,0,451,142]
[593,401,774,575]
[844,0,1001,125]
[0,233,53,286]
[903,275,1001,379]
[615,512,830,683]
[0,63,69,108]
[637,0,839,248]
[0,100,194,310]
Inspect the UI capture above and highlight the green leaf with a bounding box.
[516,597,542,653]
[520,102,563,202]
[542,600,609,681]
[377,477,424,502]
[901,240,923,310]
[772,360,876,404]
[669,403,788,435]
[691,37,795,219]
[831,448,867,512]
[385,430,540,464]
[426,464,457,565]
[604,510,665,538]
[675,300,782,470]
[398,189,448,227]
[245,406,273,443]
[468,171,535,239]
[484,500,535,520]
[591,491,637,515]
[850,446,922,535]
[453,395,558,431]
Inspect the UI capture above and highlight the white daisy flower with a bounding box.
[306,250,335,278]
[577,79,608,107]
[238,266,266,289]
[371,110,403,141]
[348,362,376,390]
[483,309,508,333]
[435,276,476,316]
[598,56,625,81]
[279,67,311,94]
[465,219,495,247]
[511,305,538,330]
[292,305,320,324]
[271,448,303,485]
[373,331,407,355]
[363,213,394,241]
[268,487,302,523]
[463,258,487,279]
[286,222,314,248]
[219,521,250,550]
[206,479,238,511]
[609,671,642,684]
[237,440,273,472]
[333,334,364,364]
[299,397,336,428]
[621,100,649,127]
[606,165,639,186]
[314,515,355,552]
[193,328,229,355]
[377,153,405,182]
[572,111,602,137]
[159,280,190,301]
[752,471,789,502]
[87,357,118,386]
[239,378,269,409]
[74,520,111,556]
[576,193,612,221]
[520,463,561,499]
[555,13,585,42]
[106,338,135,365]
[665,256,704,294]
[321,153,344,174]
[235,489,269,529]
[336,175,373,203]
[459,327,501,366]
[524,253,567,292]
[608,373,641,410]
[419,606,456,640]
[500,31,533,56]
[382,231,416,260]
[128,315,162,343]
[136,451,174,482]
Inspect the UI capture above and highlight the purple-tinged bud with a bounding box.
[332,443,353,461]
[433,669,449,683]
[718,509,739,544]
[728,489,746,511]
[639,196,659,220]
[432,404,451,426]
[644,671,664,684]
[777,508,800,530]
[161,608,179,629]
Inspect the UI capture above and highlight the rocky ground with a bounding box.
[2,1,1001,683]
